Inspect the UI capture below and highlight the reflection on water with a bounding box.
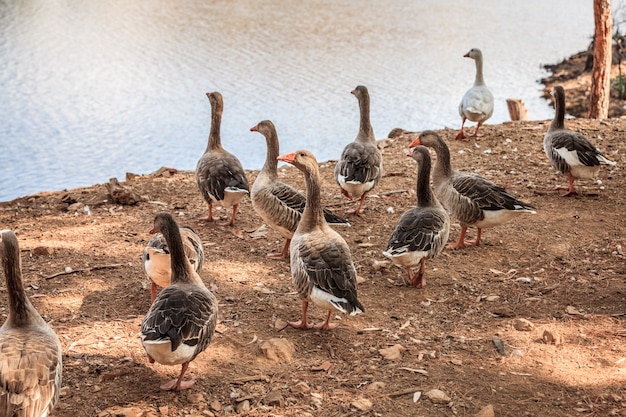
[0,0,592,201]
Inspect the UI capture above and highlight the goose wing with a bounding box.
[196,152,249,202]
[385,208,449,255]
[335,142,382,186]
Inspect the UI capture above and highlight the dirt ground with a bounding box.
[1,68,626,417]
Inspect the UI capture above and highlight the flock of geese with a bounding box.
[0,48,618,415]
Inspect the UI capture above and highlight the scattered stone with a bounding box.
[425,389,451,404]
[350,397,373,411]
[151,167,178,177]
[202,411,215,417]
[379,344,406,361]
[93,385,102,392]
[105,177,142,205]
[188,392,204,404]
[102,406,145,417]
[366,381,386,391]
[475,404,495,417]
[413,391,422,402]
[209,400,222,412]
[236,400,250,413]
[59,386,71,397]
[263,390,285,407]
[158,405,168,416]
[260,338,295,362]
[565,305,583,315]
[492,337,508,355]
[291,381,311,395]
[32,246,54,256]
[67,202,84,212]
[311,360,331,372]
[542,329,563,345]
[513,318,534,331]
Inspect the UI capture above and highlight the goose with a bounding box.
[277,150,364,330]
[334,85,383,214]
[140,212,218,391]
[383,146,450,287]
[409,131,536,249]
[250,120,350,259]
[544,85,616,196]
[196,92,250,226]
[0,230,62,417]
[142,226,204,302]
[456,48,494,140]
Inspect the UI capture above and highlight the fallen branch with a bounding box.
[381,189,408,196]
[44,263,125,280]
[388,387,422,397]
[232,374,270,384]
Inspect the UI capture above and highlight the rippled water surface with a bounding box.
[0,0,594,201]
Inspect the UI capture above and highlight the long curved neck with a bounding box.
[421,134,453,182]
[206,105,223,152]
[550,89,566,131]
[474,55,485,86]
[416,155,435,207]
[162,222,197,285]
[356,94,375,143]
[300,166,325,231]
[262,129,280,179]
[2,236,43,328]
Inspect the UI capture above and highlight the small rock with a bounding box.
[379,344,406,361]
[475,404,495,417]
[260,338,295,362]
[290,381,311,395]
[102,406,145,417]
[93,385,102,392]
[236,400,250,413]
[158,405,168,416]
[32,246,54,256]
[425,389,451,404]
[188,393,204,404]
[542,329,563,345]
[263,390,285,407]
[209,400,222,412]
[366,381,386,391]
[413,391,422,402]
[59,386,71,397]
[513,318,534,331]
[274,318,288,330]
[202,411,215,417]
[350,397,373,411]
[67,202,84,212]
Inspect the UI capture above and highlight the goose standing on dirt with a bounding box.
[456,48,494,140]
[196,92,250,226]
[0,230,62,417]
[409,131,536,249]
[334,85,383,214]
[277,150,364,330]
[250,120,350,259]
[383,146,450,287]
[544,85,616,196]
[141,212,218,391]
[143,226,204,302]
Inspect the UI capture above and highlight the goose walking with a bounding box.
[383,146,450,287]
[141,212,218,391]
[409,131,536,249]
[277,150,364,330]
[544,85,616,196]
[334,85,383,214]
[251,120,349,259]
[456,48,494,140]
[143,226,204,302]
[0,230,62,417]
[196,92,250,226]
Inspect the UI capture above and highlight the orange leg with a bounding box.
[471,122,484,138]
[408,258,426,288]
[199,204,215,222]
[555,172,578,197]
[448,227,482,249]
[313,311,338,330]
[463,228,483,247]
[455,117,467,140]
[346,193,367,215]
[289,301,312,329]
[219,203,239,226]
[160,361,196,391]
[267,238,290,259]
[150,282,157,303]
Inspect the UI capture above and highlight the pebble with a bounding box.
[351,397,373,411]
[188,393,204,404]
[290,381,311,395]
[263,390,285,407]
[425,389,451,404]
[209,400,222,412]
[513,318,534,331]
[542,330,563,345]
[475,404,495,417]
[379,344,406,361]
[260,338,295,362]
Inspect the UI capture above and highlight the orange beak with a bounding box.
[408,137,421,148]
[277,152,296,164]
[406,148,414,157]
[250,124,259,132]
[463,52,470,58]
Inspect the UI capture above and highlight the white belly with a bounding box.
[142,339,196,366]
[474,208,534,229]
[337,176,375,199]
[383,248,429,267]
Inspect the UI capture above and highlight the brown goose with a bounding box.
[383,146,450,287]
[142,226,204,302]
[409,131,536,249]
[334,85,383,214]
[456,48,494,140]
[140,212,218,391]
[250,120,349,259]
[0,230,62,417]
[196,92,250,226]
[544,85,616,196]
[277,150,364,330]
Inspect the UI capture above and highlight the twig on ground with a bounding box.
[44,263,125,280]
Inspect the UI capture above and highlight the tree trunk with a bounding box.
[589,0,613,119]
[506,99,529,121]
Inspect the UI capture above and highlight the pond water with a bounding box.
[0,0,595,201]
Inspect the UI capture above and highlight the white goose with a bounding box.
[250,120,349,259]
[334,85,383,214]
[0,230,62,417]
[196,92,250,226]
[141,212,218,391]
[456,48,494,140]
[544,85,616,196]
[142,226,204,302]
[383,146,450,287]
[410,131,536,249]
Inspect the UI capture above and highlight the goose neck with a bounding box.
[415,156,434,207]
[474,55,485,86]
[300,167,325,231]
[357,94,375,143]
[206,107,223,152]
[550,89,566,131]
[262,130,280,179]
